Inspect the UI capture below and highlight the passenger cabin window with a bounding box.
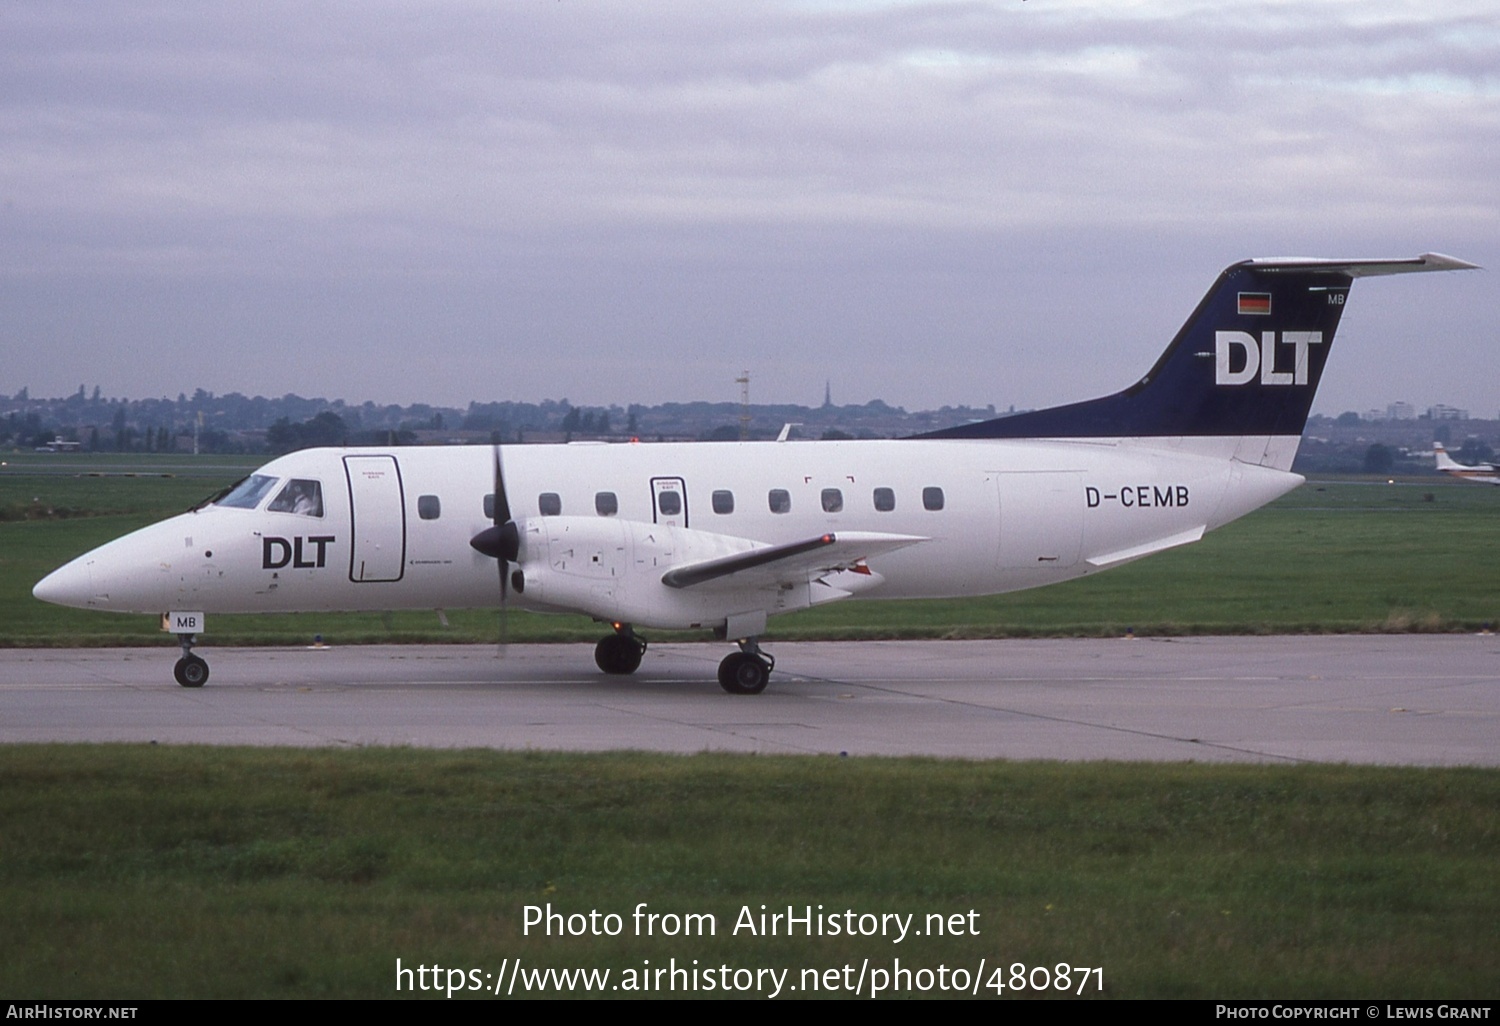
[595,491,618,516]
[216,474,279,510]
[658,490,682,516]
[417,494,441,520]
[484,493,495,518]
[821,488,843,513]
[923,486,945,511]
[267,479,324,517]
[873,487,895,512]
[768,489,791,514]
[712,490,734,514]
[538,492,562,516]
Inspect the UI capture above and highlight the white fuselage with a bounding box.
[35,435,1302,632]
[29,252,1473,692]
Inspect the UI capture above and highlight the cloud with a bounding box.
[0,1,1494,411]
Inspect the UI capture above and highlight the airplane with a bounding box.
[1433,442,1500,485]
[33,252,1477,694]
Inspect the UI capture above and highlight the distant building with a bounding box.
[1386,401,1417,421]
[1427,404,1468,420]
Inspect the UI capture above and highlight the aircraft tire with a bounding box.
[717,652,769,695]
[594,635,644,675]
[174,655,209,688]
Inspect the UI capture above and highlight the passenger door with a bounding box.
[344,455,407,582]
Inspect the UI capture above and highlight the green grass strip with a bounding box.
[1,746,1496,998]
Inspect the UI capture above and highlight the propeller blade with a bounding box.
[492,443,511,526]
[498,558,509,654]
[494,443,513,656]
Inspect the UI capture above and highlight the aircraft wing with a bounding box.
[661,531,927,590]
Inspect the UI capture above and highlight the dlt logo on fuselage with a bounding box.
[1215,331,1322,386]
[263,536,335,569]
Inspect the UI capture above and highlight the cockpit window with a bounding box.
[215,474,280,510]
[268,479,325,517]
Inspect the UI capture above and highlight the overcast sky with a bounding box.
[2,1,1496,417]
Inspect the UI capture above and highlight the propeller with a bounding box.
[470,444,521,651]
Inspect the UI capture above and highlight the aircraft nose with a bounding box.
[33,558,96,610]
[34,513,199,613]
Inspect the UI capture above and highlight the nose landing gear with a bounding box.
[173,634,210,688]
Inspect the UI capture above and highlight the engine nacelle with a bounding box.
[513,516,847,630]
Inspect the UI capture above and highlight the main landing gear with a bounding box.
[594,625,647,675]
[717,638,773,696]
[173,634,209,688]
[593,624,775,694]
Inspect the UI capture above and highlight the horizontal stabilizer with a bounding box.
[1244,253,1479,277]
[662,531,926,589]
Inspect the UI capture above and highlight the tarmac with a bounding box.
[5,633,1494,762]
[4,635,1497,764]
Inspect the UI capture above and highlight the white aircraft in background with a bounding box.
[1433,443,1500,485]
[34,253,1477,693]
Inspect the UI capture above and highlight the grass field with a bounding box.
[2,746,1496,999]
[5,453,1497,646]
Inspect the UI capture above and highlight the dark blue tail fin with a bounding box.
[917,254,1475,442]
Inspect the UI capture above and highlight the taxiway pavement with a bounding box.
[2,635,1497,764]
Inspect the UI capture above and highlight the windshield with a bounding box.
[214,474,280,510]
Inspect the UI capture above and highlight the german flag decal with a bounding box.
[1238,292,1272,316]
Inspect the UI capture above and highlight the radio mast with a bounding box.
[736,370,750,440]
